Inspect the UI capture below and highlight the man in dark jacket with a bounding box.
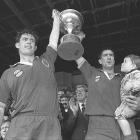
[71,84,89,140]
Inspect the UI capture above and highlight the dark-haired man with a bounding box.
[76,49,138,140]
[70,84,88,140]
[0,10,62,140]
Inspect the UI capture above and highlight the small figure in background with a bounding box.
[0,117,10,140]
[70,84,89,140]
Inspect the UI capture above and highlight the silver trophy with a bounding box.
[58,9,84,60]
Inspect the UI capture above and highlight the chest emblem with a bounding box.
[14,70,23,77]
[95,76,100,82]
[42,58,49,68]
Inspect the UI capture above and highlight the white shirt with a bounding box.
[78,102,85,112]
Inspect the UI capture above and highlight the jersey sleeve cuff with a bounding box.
[48,44,57,51]
[76,57,86,69]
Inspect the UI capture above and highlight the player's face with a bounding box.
[16,33,37,56]
[121,57,136,72]
[99,50,115,70]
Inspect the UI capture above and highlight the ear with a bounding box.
[15,43,19,49]
[98,59,102,65]
[133,63,137,69]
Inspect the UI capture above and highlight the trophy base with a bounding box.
[58,41,84,60]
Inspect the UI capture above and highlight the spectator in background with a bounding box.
[0,117,10,140]
[60,94,70,113]
[57,90,65,103]
[0,121,10,140]
[60,94,78,140]
[75,84,87,110]
[70,84,89,140]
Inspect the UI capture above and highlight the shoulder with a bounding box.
[1,68,12,78]
[131,70,140,79]
[1,62,22,79]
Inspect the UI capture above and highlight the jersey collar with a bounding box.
[99,69,120,80]
[10,56,39,67]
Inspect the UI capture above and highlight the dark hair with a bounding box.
[15,28,39,45]
[98,48,114,60]
[126,54,140,69]
[60,94,69,100]
[75,84,87,92]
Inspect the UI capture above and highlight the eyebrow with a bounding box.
[102,53,114,57]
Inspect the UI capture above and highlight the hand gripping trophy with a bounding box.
[58,9,85,60]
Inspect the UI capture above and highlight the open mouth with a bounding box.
[107,61,112,64]
[25,45,31,48]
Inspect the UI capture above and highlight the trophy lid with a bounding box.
[60,9,84,34]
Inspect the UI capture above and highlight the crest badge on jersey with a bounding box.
[14,70,23,77]
[95,76,100,82]
[42,58,49,68]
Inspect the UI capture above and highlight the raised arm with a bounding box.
[76,56,95,81]
[43,9,60,64]
[48,9,60,51]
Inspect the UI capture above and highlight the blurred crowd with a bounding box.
[57,84,88,140]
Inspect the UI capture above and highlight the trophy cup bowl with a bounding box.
[58,9,84,60]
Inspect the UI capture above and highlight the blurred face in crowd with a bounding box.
[1,121,10,138]
[69,96,77,105]
[121,57,136,73]
[99,49,115,70]
[60,97,69,109]
[76,86,87,102]
[57,90,64,102]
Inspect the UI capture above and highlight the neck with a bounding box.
[103,68,116,79]
[103,67,114,74]
[20,54,35,63]
[78,99,85,104]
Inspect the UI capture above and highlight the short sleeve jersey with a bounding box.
[0,46,58,117]
[79,61,122,116]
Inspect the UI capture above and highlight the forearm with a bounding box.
[126,95,140,111]
[76,56,86,69]
[43,10,60,63]
[117,119,132,136]
[76,56,95,80]
[48,17,60,51]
